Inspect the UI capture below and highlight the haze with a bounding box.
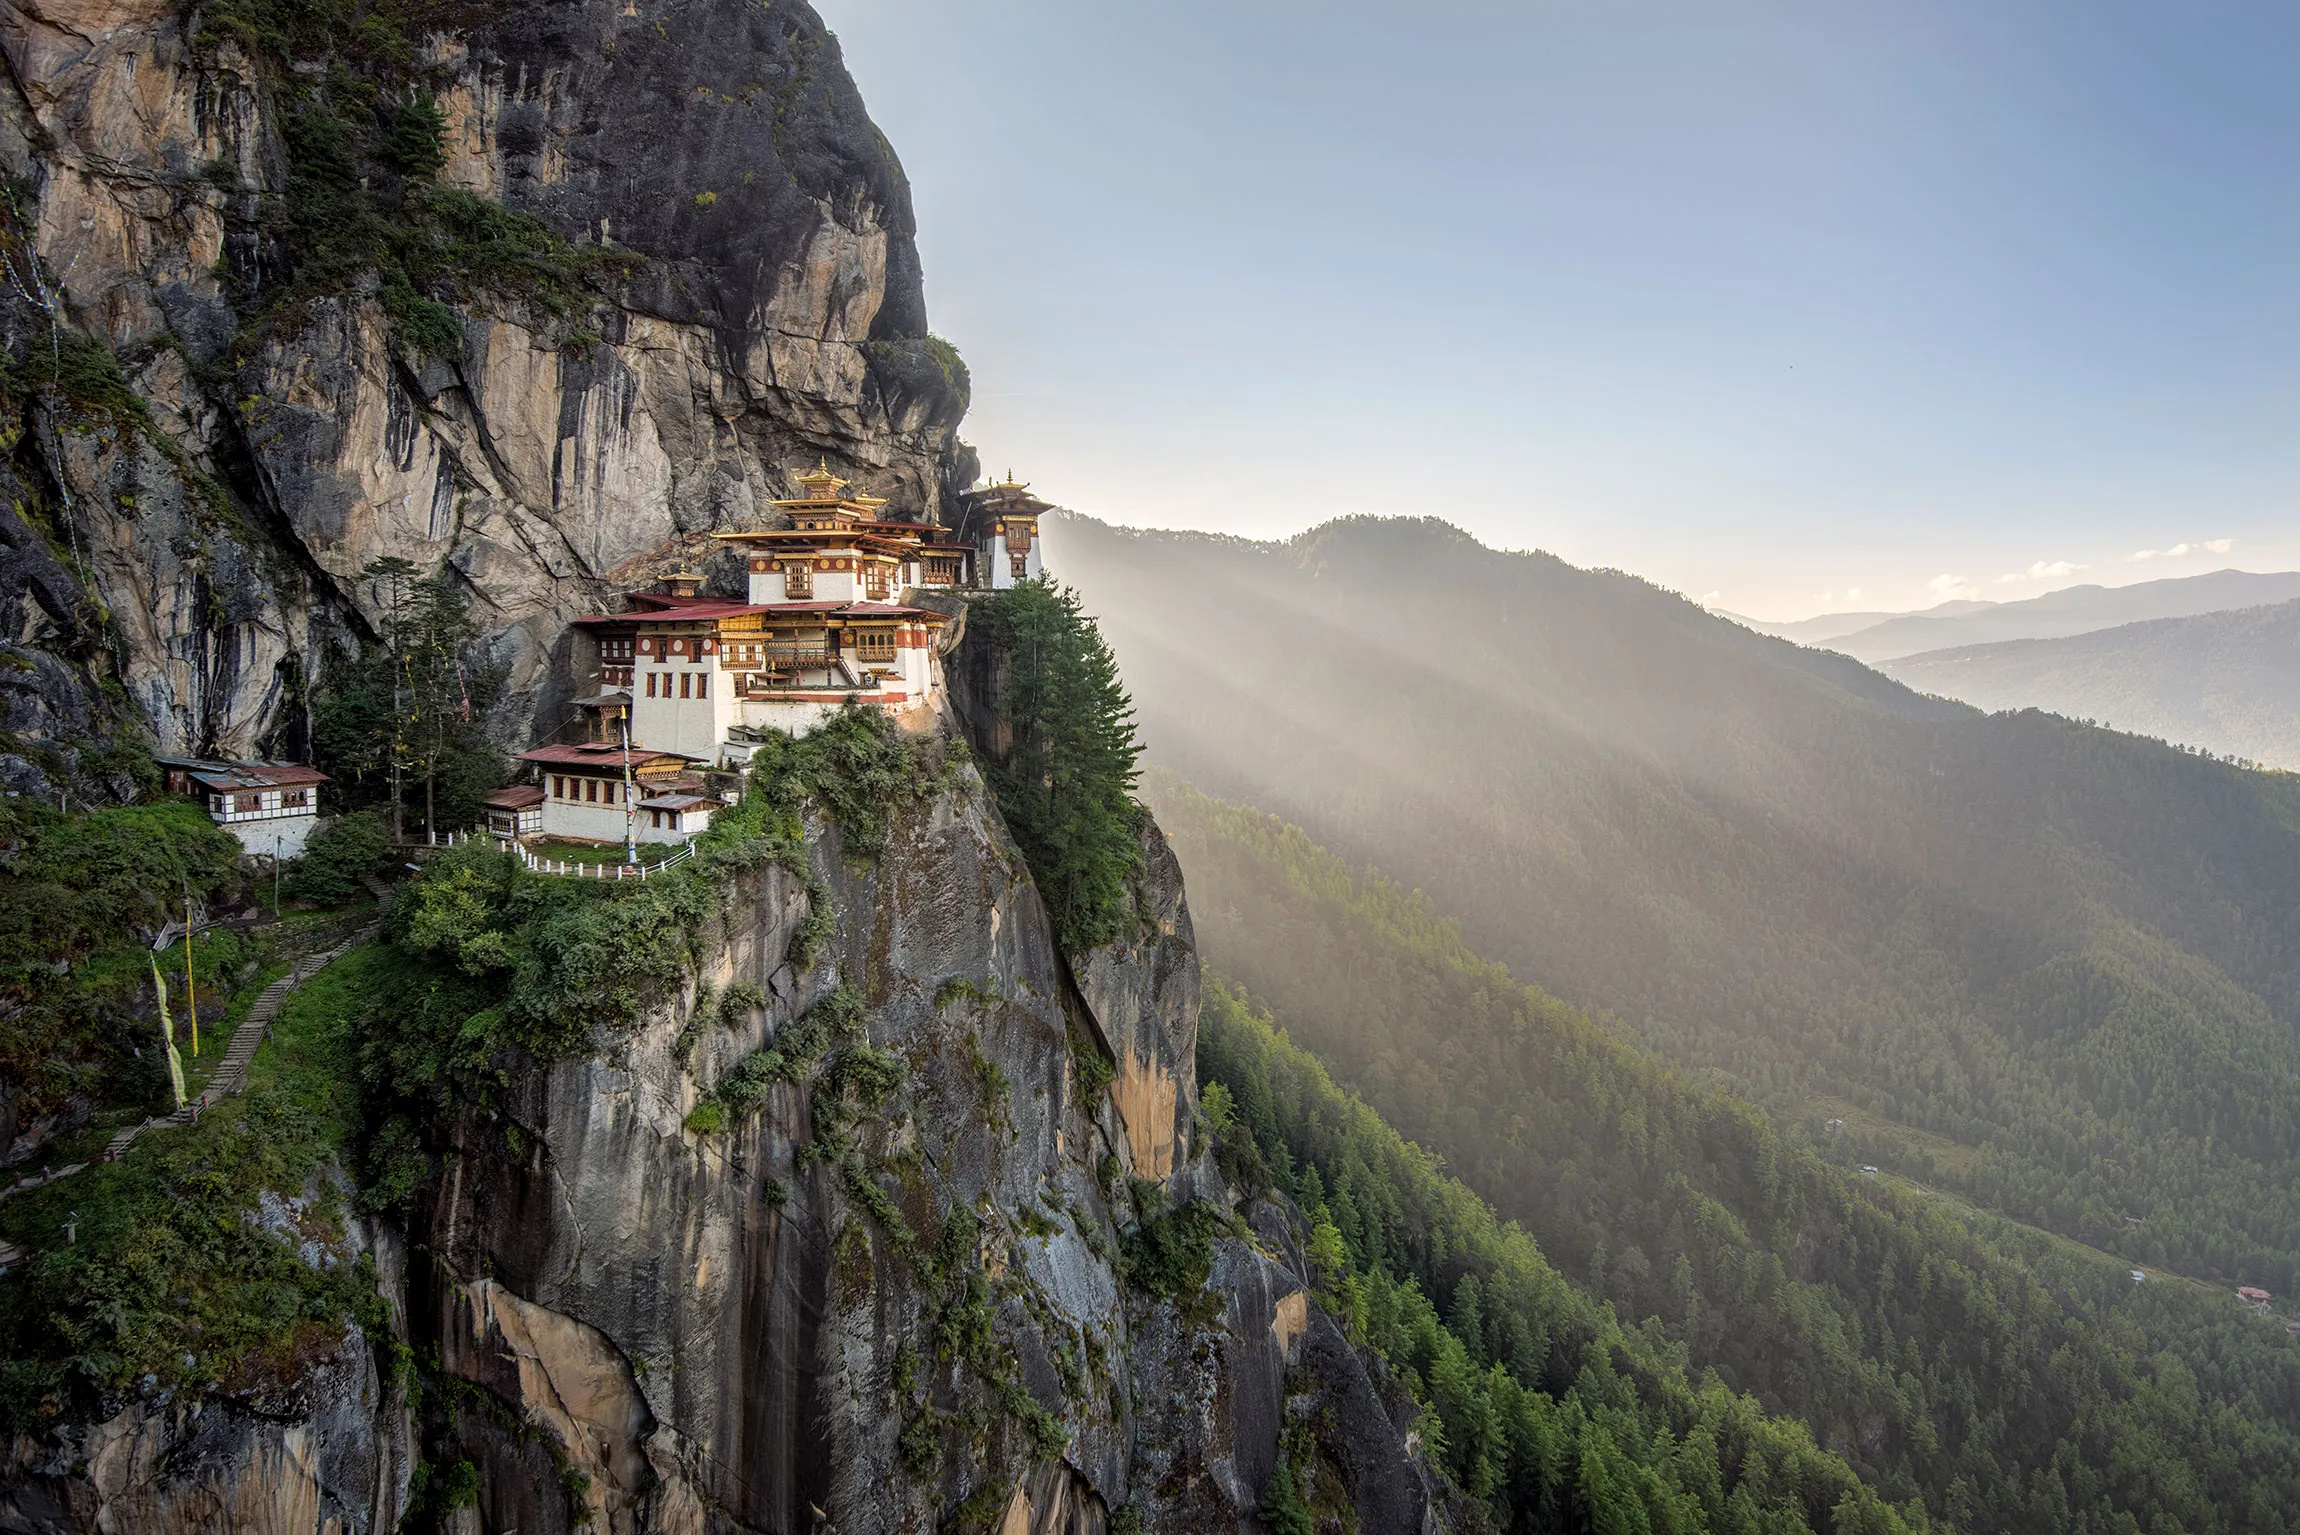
[824,0,2300,619]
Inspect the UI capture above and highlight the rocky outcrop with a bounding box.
[0,772,1445,1534]
[393,766,1440,1534]
[0,1215,414,1535]
[0,0,973,768]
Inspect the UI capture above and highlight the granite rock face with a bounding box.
[396,767,1442,1534]
[0,1213,416,1535]
[0,769,1448,1533]
[0,0,972,769]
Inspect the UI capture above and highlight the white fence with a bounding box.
[438,830,698,881]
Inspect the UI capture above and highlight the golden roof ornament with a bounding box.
[797,457,848,500]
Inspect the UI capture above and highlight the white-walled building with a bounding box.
[512,743,723,845]
[516,464,1056,816]
[158,757,330,858]
[949,473,1049,590]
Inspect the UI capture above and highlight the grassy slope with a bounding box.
[0,942,401,1428]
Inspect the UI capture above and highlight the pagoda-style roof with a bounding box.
[572,602,768,626]
[574,600,948,627]
[771,457,895,518]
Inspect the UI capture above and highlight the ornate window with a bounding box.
[785,561,812,598]
[855,629,897,664]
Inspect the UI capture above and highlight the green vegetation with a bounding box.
[1202,993,1923,1535]
[286,806,397,904]
[312,558,508,841]
[968,579,1144,950]
[0,940,390,1431]
[361,705,945,1182]
[1170,780,2300,1532]
[194,0,636,355]
[744,699,957,857]
[1064,512,2300,1294]
[685,984,867,1132]
[0,799,247,1133]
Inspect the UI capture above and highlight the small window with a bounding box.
[282,789,308,809]
[679,673,692,700]
[234,792,263,813]
[697,672,708,699]
[645,672,656,698]
[586,779,598,803]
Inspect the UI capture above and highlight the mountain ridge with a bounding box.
[1882,598,2300,769]
[1046,508,2300,1294]
[1739,567,2300,662]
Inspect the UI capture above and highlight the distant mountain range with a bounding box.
[1733,568,2300,661]
[1884,598,2300,768]
[1049,509,2300,1294]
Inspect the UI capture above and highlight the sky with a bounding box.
[817,0,2300,620]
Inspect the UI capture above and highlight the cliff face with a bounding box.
[2,770,1448,1534]
[2,0,971,782]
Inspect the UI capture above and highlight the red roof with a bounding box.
[571,603,772,626]
[515,744,700,770]
[486,784,546,809]
[160,756,330,791]
[838,602,941,618]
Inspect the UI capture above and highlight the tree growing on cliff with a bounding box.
[313,558,505,841]
[972,579,1143,950]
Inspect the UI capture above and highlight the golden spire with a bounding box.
[797,457,848,500]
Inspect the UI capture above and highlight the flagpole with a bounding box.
[622,714,638,867]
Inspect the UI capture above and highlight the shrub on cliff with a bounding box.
[285,807,394,905]
[968,579,1143,951]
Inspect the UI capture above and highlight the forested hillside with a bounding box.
[1164,778,2300,1533]
[1882,600,2300,770]
[1052,513,2300,1293]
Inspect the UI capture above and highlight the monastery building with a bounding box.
[499,466,1055,847]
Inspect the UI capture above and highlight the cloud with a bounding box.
[2126,538,2231,562]
[1846,587,1863,601]
[1996,559,2089,585]
[1697,590,1721,608]
[1928,573,1980,602]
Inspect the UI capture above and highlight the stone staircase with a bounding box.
[90,925,377,1167]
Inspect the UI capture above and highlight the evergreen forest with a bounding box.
[1160,773,2300,1532]
[1054,512,2300,1295]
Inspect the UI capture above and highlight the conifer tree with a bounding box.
[314,557,505,840]
[974,578,1144,950]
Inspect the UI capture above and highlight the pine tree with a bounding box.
[974,578,1144,950]
[314,557,505,840]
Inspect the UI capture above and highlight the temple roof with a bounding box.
[515,743,701,769]
[575,600,946,626]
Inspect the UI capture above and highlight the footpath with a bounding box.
[0,925,376,1266]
